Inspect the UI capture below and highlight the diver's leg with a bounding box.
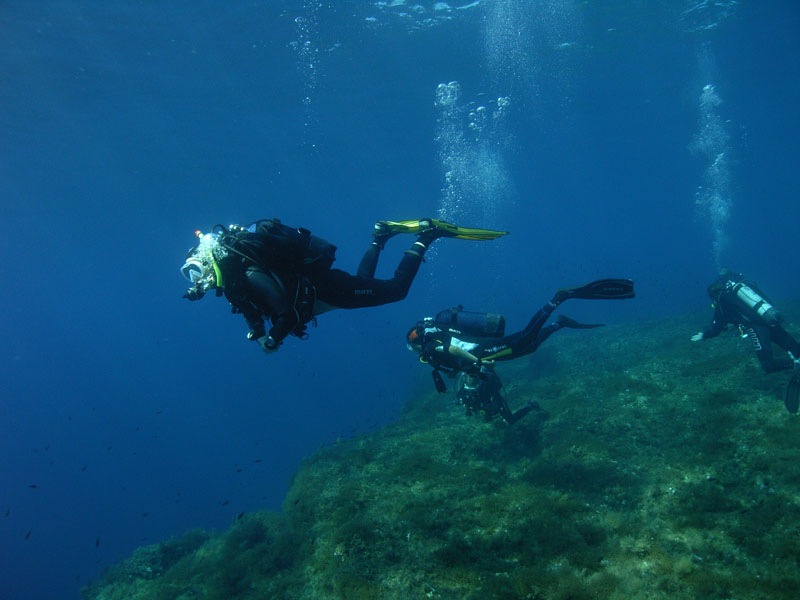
[315,249,423,309]
[771,325,800,359]
[356,241,382,278]
[477,304,560,361]
[751,325,793,373]
[316,232,446,309]
[504,402,538,425]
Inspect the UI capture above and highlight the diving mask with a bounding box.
[181,257,206,284]
[181,257,217,301]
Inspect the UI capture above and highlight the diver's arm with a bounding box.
[244,267,299,350]
[701,302,727,339]
[447,345,479,364]
[267,311,300,345]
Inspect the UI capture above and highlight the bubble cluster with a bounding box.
[691,83,732,266]
[434,81,513,224]
[680,0,739,33]
[366,1,484,32]
[483,0,581,96]
[289,2,323,148]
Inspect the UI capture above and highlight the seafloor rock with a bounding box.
[83,307,800,599]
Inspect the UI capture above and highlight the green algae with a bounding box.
[83,305,800,600]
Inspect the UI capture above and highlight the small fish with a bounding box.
[28,484,37,489]
[236,468,243,473]
[237,512,244,520]
[81,466,87,472]
[141,512,149,518]
[105,446,112,451]
[254,459,263,463]
[221,500,229,506]
[4,509,9,517]
[95,537,100,548]
[24,530,31,540]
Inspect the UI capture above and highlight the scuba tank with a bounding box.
[727,281,783,326]
[433,305,506,338]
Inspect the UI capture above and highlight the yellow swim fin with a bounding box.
[375,218,508,241]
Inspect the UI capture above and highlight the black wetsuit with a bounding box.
[419,301,562,371]
[220,230,425,345]
[704,285,800,373]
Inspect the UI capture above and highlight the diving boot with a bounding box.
[372,221,403,249]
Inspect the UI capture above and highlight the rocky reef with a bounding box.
[83,306,800,599]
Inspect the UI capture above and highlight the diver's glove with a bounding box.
[183,286,206,301]
[465,359,482,375]
[256,335,280,354]
[466,359,490,380]
[691,332,704,342]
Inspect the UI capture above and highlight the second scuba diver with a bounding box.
[180,218,506,354]
[691,268,800,413]
[406,279,636,424]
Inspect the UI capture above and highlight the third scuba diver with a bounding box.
[180,218,506,354]
[406,279,636,424]
[691,268,800,413]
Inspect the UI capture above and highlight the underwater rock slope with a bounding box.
[84,307,800,599]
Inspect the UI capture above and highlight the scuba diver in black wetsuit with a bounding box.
[691,268,800,413]
[180,218,507,354]
[406,279,636,424]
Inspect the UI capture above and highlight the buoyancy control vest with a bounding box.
[725,280,783,326]
[217,219,337,276]
[214,220,336,339]
[433,305,506,339]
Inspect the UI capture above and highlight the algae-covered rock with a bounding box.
[83,307,800,599]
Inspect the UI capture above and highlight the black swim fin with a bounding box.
[556,315,604,329]
[784,369,800,414]
[556,278,635,302]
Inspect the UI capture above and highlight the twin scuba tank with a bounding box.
[726,280,783,326]
[430,305,506,339]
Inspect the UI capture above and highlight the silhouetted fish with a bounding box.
[95,537,100,548]
[81,466,87,471]
[237,512,244,520]
[24,530,31,540]
[28,484,37,489]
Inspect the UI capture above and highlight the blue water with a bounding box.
[2,1,799,598]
